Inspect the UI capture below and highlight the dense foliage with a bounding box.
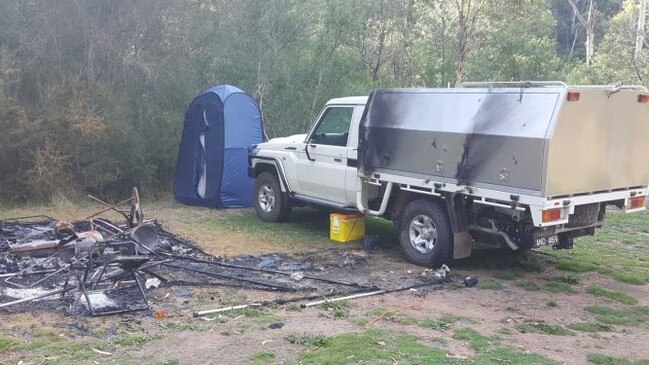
[0,0,646,202]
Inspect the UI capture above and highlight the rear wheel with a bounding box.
[398,199,453,267]
[254,172,291,222]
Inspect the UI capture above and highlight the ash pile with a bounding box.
[1,189,452,317]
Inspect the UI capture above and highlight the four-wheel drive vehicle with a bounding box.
[248,81,649,266]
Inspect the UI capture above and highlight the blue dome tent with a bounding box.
[173,85,264,208]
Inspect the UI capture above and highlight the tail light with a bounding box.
[638,94,649,103]
[567,92,580,101]
[542,208,563,223]
[629,196,646,209]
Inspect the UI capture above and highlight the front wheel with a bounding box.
[254,172,292,222]
[398,199,453,267]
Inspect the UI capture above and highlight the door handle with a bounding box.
[334,158,342,163]
[284,147,297,150]
[304,143,316,161]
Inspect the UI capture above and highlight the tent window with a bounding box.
[309,107,353,147]
[196,108,210,198]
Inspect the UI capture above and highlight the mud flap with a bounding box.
[443,193,473,259]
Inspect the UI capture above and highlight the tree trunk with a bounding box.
[585,0,594,66]
[636,0,647,58]
[567,0,595,66]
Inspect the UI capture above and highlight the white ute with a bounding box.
[248,82,649,266]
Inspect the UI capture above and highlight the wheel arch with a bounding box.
[250,158,290,193]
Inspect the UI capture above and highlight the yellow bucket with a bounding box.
[330,213,365,243]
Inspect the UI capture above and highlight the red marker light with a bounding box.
[542,208,562,223]
[629,196,645,209]
[566,92,580,101]
[638,94,649,103]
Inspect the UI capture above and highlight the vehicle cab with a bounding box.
[249,97,367,217]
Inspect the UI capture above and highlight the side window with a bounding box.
[309,107,354,147]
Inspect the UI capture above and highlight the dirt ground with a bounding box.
[1,202,649,365]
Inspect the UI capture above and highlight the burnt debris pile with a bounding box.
[1,190,452,317]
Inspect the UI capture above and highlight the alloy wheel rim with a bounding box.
[408,214,437,253]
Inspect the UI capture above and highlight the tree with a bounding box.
[637,0,647,58]
[568,0,596,65]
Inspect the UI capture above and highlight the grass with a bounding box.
[586,285,638,305]
[554,274,581,285]
[2,330,105,365]
[253,351,276,365]
[115,334,154,347]
[547,300,558,307]
[546,282,575,293]
[517,281,541,291]
[566,322,613,333]
[477,278,504,290]
[320,299,351,319]
[548,209,649,285]
[452,327,496,351]
[586,353,649,365]
[419,314,463,331]
[584,306,649,326]
[516,322,573,336]
[198,207,397,249]
[286,334,328,347]
[0,336,18,354]
[293,328,557,365]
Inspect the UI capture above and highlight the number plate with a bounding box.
[535,235,559,246]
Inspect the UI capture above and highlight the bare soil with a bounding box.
[2,203,649,365]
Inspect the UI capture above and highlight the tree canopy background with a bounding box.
[0,0,647,202]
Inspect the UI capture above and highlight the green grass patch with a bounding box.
[517,281,541,291]
[253,351,276,365]
[611,272,649,285]
[516,322,573,336]
[547,210,649,285]
[355,307,419,326]
[292,328,557,365]
[5,330,105,365]
[586,285,638,304]
[546,282,575,293]
[198,208,398,248]
[547,300,558,307]
[514,253,543,272]
[115,334,153,347]
[320,299,351,319]
[419,314,462,331]
[584,306,649,326]
[0,336,19,354]
[452,327,495,351]
[587,353,649,365]
[566,322,613,333]
[286,334,328,347]
[554,274,581,285]
[477,278,503,290]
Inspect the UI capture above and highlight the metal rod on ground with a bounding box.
[193,286,377,317]
[300,281,446,308]
[162,263,302,292]
[0,287,77,309]
[0,269,57,278]
[194,303,262,317]
[166,254,370,289]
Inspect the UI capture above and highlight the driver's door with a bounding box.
[296,106,353,204]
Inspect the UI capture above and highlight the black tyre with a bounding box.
[398,199,453,267]
[254,172,291,222]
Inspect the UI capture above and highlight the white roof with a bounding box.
[326,96,368,105]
